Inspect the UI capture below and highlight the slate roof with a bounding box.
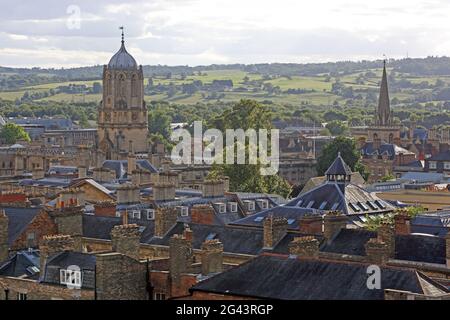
[42,251,96,289]
[427,150,450,161]
[0,250,40,280]
[82,215,153,241]
[361,142,414,160]
[231,206,317,229]
[146,222,266,255]
[10,118,74,130]
[2,207,41,246]
[191,254,435,300]
[286,182,394,215]
[411,212,450,237]
[19,178,72,188]
[102,159,158,179]
[320,228,447,265]
[108,40,138,70]
[325,153,352,176]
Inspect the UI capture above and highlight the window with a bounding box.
[228,202,238,213]
[331,202,339,210]
[367,201,378,210]
[429,161,437,169]
[132,210,141,219]
[306,201,315,208]
[287,219,295,225]
[319,201,328,210]
[17,293,27,300]
[178,206,189,217]
[357,202,369,211]
[218,204,226,214]
[444,162,450,170]
[154,292,166,300]
[254,216,264,222]
[146,209,155,220]
[246,201,255,211]
[257,199,269,210]
[60,269,82,288]
[27,232,36,247]
[375,200,386,209]
[349,203,361,212]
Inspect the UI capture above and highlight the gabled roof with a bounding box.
[325,153,352,176]
[2,207,41,246]
[191,254,439,299]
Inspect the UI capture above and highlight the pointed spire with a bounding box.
[376,59,391,126]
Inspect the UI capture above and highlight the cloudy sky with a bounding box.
[1,0,450,68]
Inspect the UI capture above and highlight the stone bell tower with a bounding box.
[97,27,148,160]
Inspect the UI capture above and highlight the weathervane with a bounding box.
[119,26,124,44]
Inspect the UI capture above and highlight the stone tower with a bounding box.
[97,28,148,160]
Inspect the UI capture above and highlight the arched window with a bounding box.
[131,74,138,97]
[106,74,112,95]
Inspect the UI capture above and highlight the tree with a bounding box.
[208,99,291,198]
[0,123,31,144]
[148,110,172,140]
[325,120,348,136]
[316,136,368,180]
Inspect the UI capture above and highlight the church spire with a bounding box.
[376,59,391,126]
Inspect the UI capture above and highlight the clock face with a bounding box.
[104,113,111,122]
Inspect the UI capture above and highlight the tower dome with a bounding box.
[108,28,138,70]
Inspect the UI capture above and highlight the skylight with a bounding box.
[319,201,328,210]
[287,219,295,225]
[306,201,315,208]
[349,203,361,212]
[254,216,264,222]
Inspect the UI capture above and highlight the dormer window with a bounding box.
[243,200,255,212]
[177,206,189,217]
[228,202,238,213]
[257,199,269,210]
[60,269,82,288]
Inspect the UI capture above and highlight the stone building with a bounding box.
[97,30,148,160]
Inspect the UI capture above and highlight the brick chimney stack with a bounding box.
[323,211,347,241]
[201,239,223,276]
[169,233,194,281]
[191,204,215,225]
[78,165,87,179]
[299,215,323,234]
[377,221,395,257]
[110,224,141,260]
[154,207,178,238]
[49,205,83,252]
[116,184,140,205]
[40,235,75,276]
[263,216,288,249]
[0,209,9,262]
[153,183,176,202]
[365,238,389,265]
[288,236,319,259]
[202,180,225,198]
[394,212,411,235]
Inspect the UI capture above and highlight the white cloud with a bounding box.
[1,0,450,67]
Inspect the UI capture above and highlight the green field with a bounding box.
[1,68,448,106]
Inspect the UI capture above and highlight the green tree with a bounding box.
[208,99,291,198]
[148,110,172,140]
[325,120,348,135]
[0,123,31,144]
[316,136,368,179]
